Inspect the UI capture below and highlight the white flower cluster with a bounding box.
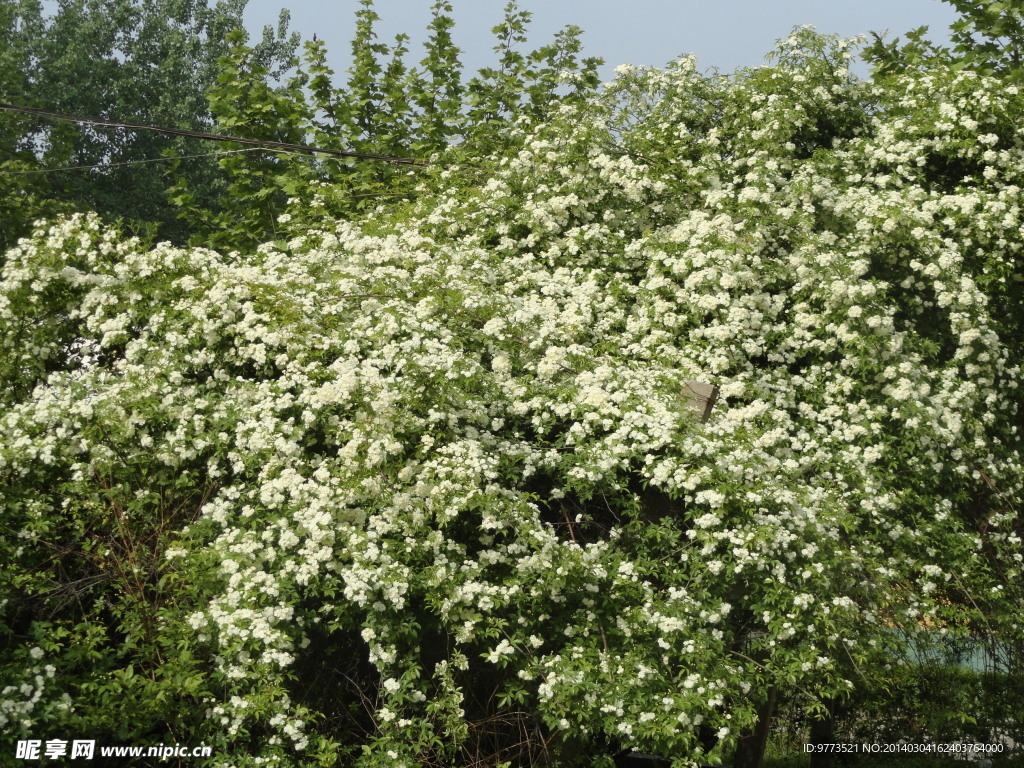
[0,658,60,731]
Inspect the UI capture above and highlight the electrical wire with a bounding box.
[0,101,426,165]
[0,146,293,176]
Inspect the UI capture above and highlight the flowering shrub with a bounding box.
[2,29,1022,768]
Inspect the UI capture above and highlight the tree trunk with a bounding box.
[808,698,837,768]
[732,685,777,768]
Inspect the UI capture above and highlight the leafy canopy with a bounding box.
[0,0,298,245]
[867,0,1024,79]
[168,0,604,250]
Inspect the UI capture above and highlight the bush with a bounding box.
[2,27,1022,768]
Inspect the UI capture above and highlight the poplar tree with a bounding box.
[0,0,297,243]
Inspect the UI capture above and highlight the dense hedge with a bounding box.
[2,26,1023,768]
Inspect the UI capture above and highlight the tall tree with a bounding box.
[867,0,1024,79]
[0,0,64,250]
[0,0,298,243]
[168,0,604,250]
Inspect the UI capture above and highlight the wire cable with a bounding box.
[0,146,294,176]
[0,102,426,165]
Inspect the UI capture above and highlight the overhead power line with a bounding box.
[0,146,287,176]
[0,102,426,166]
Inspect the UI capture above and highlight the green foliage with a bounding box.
[0,0,66,250]
[769,632,1024,762]
[167,28,317,251]
[0,0,297,244]
[867,0,1024,80]
[170,0,603,249]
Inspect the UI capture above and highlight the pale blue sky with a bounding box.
[243,0,961,81]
